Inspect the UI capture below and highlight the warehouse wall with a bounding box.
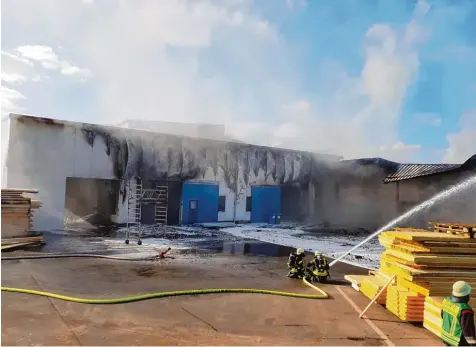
[1,117,10,187]
[314,164,398,230]
[396,171,476,227]
[327,165,476,230]
[6,115,340,230]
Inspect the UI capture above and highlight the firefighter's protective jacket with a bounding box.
[287,252,305,269]
[307,256,329,271]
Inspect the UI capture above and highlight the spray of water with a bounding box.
[329,174,476,268]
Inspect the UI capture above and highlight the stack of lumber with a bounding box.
[1,189,41,237]
[1,234,45,251]
[386,284,425,322]
[359,272,391,305]
[346,226,476,333]
[344,274,372,292]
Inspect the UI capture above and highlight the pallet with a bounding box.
[429,222,476,237]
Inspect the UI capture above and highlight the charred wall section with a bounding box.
[79,123,341,222]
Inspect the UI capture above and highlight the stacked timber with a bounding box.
[1,189,41,237]
[1,234,45,251]
[346,226,476,332]
[379,230,476,323]
[359,272,390,305]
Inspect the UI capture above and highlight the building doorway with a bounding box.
[64,178,120,230]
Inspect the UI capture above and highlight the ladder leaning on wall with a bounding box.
[125,179,169,245]
[154,183,168,226]
[126,179,143,245]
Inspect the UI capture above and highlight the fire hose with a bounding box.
[1,254,329,303]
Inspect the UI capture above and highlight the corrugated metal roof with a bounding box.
[383,163,461,183]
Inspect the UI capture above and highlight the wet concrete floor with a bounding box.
[1,233,442,346]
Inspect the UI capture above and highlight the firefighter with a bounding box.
[287,248,305,279]
[306,251,330,283]
[441,281,476,346]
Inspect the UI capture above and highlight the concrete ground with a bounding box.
[1,249,442,346]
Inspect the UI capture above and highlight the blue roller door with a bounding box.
[250,186,281,223]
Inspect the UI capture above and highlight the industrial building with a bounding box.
[1,114,341,231]
[2,113,475,233]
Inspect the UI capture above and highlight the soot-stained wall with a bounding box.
[4,115,341,230]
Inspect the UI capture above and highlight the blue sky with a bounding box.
[1,0,475,163]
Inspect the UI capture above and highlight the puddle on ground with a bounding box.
[26,228,299,259]
[183,240,296,257]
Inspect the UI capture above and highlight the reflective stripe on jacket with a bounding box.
[441,297,473,346]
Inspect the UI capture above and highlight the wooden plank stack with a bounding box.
[1,189,42,237]
[1,234,45,251]
[345,225,476,335]
[359,272,390,305]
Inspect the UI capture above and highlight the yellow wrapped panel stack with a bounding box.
[345,225,476,336]
[386,285,425,322]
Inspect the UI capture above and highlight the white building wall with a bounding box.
[1,117,11,187]
[6,117,123,230]
[6,114,336,230]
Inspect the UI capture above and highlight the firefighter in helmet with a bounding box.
[306,251,330,283]
[287,248,306,279]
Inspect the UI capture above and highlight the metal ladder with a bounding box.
[126,178,143,245]
[155,183,168,226]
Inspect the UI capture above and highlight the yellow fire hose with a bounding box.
[1,255,329,303]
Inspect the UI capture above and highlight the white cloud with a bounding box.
[1,72,27,85]
[16,45,60,69]
[2,0,433,161]
[14,45,92,80]
[442,110,476,163]
[1,86,26,117]
[60,61,92,80]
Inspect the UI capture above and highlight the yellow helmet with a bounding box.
[296,248,304,255]
[314,251,322,257]
[453,281,472,297]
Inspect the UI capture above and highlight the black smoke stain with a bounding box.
[206,146,218,178]
[199,147,208,179]
[257,148,267,178]
[299,154,311,186]
[219,146,231,189]
[78,124,335,197]
[284,155,293,183]
[241,148,250,185]
[266,150,277,182]
[249,148,259,178]
[167,138,183,179]
[181,140,201,180]
[80,125,128,182]
[275,152,285,184]
[228,144,239,191]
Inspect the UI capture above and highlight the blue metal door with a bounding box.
[188,200,198,224]
[250,186,281,223]
[181,183,219,224]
